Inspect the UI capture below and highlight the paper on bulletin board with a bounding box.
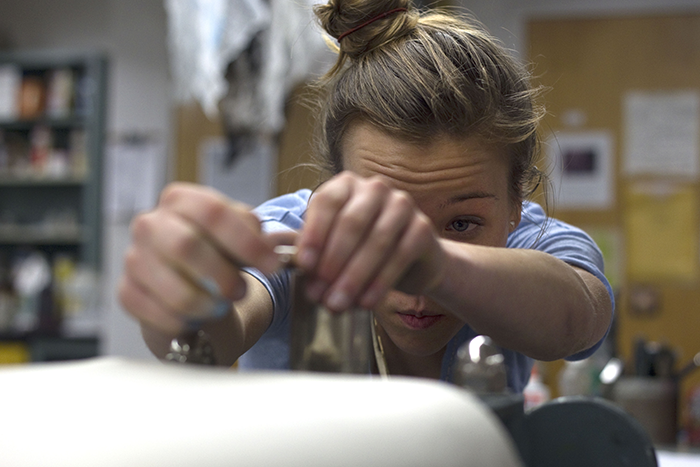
[624,181,699,282]
[105,136,166,221]
[623,90,700,178]
[547,131,614,209]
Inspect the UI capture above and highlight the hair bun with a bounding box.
[315,0,417,60]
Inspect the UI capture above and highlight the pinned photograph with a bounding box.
[548,131,614,210]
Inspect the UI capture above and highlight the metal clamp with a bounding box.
[165,329,217,365]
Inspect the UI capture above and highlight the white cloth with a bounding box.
[165,0,334,130]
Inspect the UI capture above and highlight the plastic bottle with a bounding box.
[684,385,700,447]
[558,359,594,397]
[523,363,551,411]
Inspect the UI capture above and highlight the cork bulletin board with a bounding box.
[527,13,700,398]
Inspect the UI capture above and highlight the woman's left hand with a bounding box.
[295,171,445,312]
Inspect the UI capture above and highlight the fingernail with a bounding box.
[306,279,327,302]
[360,288,382,309]
[210,297,231,318]
[261,253,281,274]
[327,290,350,311]
[199,277,222,296]
[298,248,318,270]
[197,277,231,319]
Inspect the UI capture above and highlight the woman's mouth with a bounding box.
[397,313,444,330]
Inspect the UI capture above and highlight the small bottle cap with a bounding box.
[274,245,299,268]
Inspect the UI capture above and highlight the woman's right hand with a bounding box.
[118,182,282,337]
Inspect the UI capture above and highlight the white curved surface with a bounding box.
[0,357,523,467]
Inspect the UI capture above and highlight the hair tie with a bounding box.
[337,7,408,42]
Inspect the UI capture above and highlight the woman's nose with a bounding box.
[413,295,427,312]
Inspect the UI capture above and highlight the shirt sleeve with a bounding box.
[243,189,311,332]
[507,202,615,360]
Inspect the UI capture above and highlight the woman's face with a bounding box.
[341,123,520,357]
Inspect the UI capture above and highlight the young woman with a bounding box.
[119,0,613,392]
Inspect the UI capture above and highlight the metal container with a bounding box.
[454,335,508,394]
[612,376,678,445]
[289,272,372,374]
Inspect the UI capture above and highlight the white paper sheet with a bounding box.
[547,131,615,210]
[104,136,166,221]
[623,90,700,178]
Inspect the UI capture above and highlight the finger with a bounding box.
[320,190,413,312]
[123,243,236,321]
[158,183,280,274]
[296,173,354,270]
[118,274,186,336]
[358,211,439,309]
[314,177,390,288]
[131,209,249,302]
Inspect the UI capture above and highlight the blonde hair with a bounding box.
[311,0,546,204]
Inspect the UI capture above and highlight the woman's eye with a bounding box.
[449,218,477,232]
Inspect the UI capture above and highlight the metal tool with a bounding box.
[165,244,372,373]
[454,335,508,393]
[289,268,372,373]
[165,329,217,365]
[165,276,229,365]
[260,244,374,374]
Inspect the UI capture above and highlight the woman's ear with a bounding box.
[509,202,522,233]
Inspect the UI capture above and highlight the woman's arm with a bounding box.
[295,172,612,362]
[118,182,282,366]
[133,273,274,366]
[430,241,613,361]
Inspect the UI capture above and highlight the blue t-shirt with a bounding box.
[240,189,614,392]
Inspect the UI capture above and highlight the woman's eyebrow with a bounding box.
[438,191,498,210]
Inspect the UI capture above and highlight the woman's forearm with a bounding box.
[139,308,248,367]
[430,240,613,361]
[140,273,274,367]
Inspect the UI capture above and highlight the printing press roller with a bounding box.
[0,355,658,467]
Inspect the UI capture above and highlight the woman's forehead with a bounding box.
[341,124,508,178]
